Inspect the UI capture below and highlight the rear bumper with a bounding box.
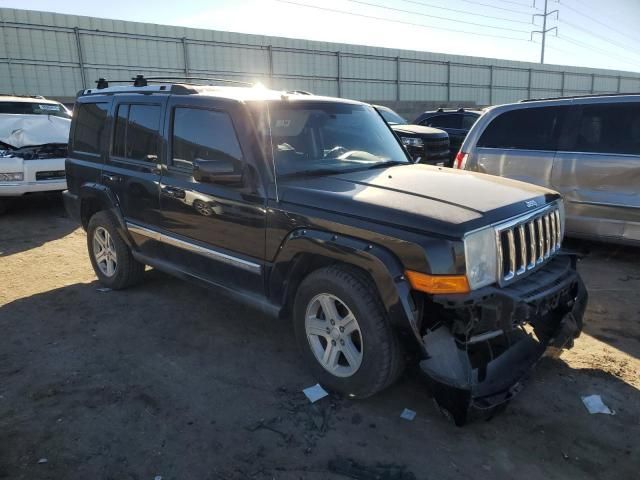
[420,254,587,425]
[62,189,81,223]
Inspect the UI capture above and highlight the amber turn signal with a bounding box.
[405,270,470,294]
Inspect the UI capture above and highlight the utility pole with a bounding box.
[531,0,558,64]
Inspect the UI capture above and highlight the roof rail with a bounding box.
[0,93,46,99]
[286,90,313,95]
[521,92,640,102]
[94,74,254,90]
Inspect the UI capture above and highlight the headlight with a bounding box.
[463,227,498,290]
[0,172,23,182]
[401,137,424,148]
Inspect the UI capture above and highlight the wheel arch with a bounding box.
[270,229,423,354]
[78,183,133,247]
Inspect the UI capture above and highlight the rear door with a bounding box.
[104,95,166,255]
[552,101,640,242]
[472,105,570,187]
[158,96,266,295]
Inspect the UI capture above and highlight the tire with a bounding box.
[293,265,404,398]
[87,211,145,289]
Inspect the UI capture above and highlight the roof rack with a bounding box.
[94,74,254,90]
[521,92,640,102]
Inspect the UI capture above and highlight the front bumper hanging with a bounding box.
[419,254,588,425]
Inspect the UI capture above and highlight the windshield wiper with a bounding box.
[278,168,345,178]
[362,160,406,170]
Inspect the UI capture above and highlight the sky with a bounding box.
[3,0,640,73]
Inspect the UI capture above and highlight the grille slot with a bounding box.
[496,204,562,286]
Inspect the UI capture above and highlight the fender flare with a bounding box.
[78,183,134,247]
[270,229,424,352]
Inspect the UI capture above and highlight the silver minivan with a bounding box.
[457,94,640,245]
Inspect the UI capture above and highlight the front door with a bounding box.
[158,98,266,295]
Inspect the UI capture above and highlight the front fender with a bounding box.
[269,229,424,352]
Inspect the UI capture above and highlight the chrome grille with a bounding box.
[496,204,562,285]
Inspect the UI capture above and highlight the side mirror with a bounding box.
[193,158,243,186]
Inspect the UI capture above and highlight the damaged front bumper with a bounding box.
[419,253,587,425]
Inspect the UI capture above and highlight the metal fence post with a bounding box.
[590,73,595,94]
[617,75,622,93]
[182,37,189,76]
[336,51,341,97]
[268,45,274,81]
[74,27,87,89]
[446,61,451,103]
[560,71,565,96]
[488,65,493,105]
[527,68,532,99]
[396,56,401,101]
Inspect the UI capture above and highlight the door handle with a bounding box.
[102,173,122,183]
[161,185,186,199]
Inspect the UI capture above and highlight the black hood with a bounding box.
[391,124,448,138]
[278,164,559,238]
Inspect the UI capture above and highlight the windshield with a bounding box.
[377,107,407,125]
[259,101,409,177]
[0,101,71,118]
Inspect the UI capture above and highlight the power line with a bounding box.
[345,0,531,32]
[397,0,533,25]
[560,17,640,52]
[275,0,533,41]
[457,0,535,15]
[559,0,640,45]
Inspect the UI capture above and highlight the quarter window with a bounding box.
[72,102,109,155]
[112,104,161,161]
[572,102,640,155]
[478,106,569,151]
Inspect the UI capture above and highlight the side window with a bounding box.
[172,107,244,186]
[423,114,461,129]
[112,103,161,161]
[477,106,569,151]
[572,102,640,155]
[72,102,109,155]
[462,114,478,130]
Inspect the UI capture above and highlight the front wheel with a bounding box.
[293,266,403,398]
[87,211,145,289]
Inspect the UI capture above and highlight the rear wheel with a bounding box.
[87,211,144,289]
[293,265,403,398]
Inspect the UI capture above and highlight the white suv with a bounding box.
[0,95,71,213]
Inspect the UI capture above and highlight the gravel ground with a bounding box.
[0,194,638,480]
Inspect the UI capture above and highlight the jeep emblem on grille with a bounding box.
[525,200,538,208]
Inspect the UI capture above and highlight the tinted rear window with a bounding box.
[112,104,161,161]
[422,114,461,129]
[572,102,640,155]
[72,102,109,155]
[0,101,70,118]
[478,106,569,151]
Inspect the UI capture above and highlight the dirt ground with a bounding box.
[0,194,638,480]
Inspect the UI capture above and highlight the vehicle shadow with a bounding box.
[564,238,640,360]
[0,274,638,480]
[0,193,78,257]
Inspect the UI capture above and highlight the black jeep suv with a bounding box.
[64,77,587,424]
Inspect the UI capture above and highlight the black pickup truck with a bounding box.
[64,77,587,424]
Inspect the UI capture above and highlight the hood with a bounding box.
[391,124,448,138]
[0,114,71,149]
[278,164,559,237]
